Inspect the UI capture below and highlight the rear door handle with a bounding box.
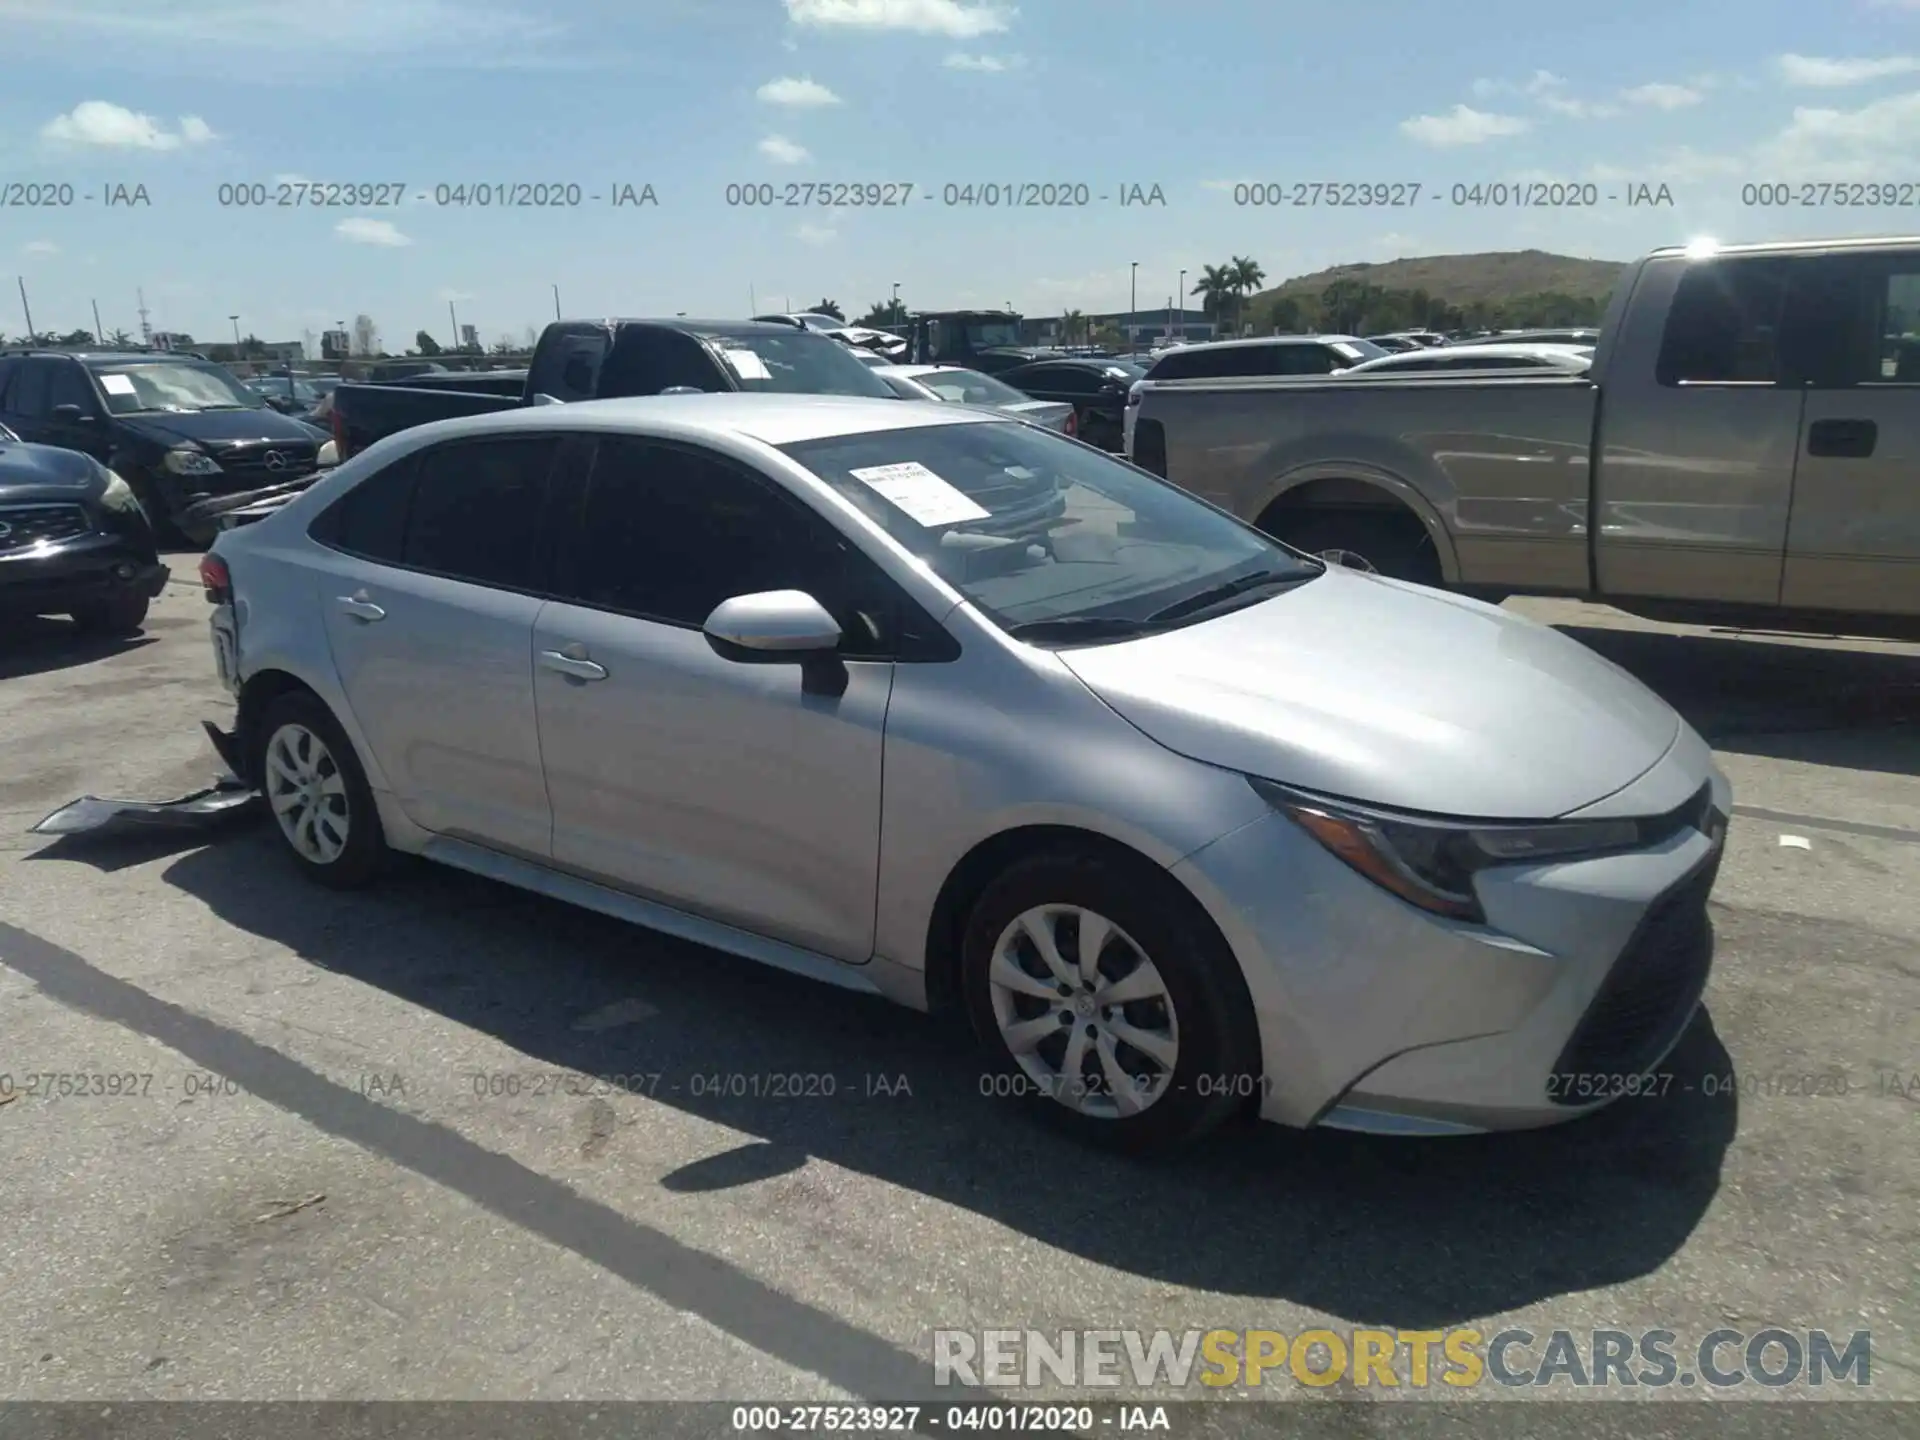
[1805,418,1877,458]
[334,592,385,622]
[539,645,608,682]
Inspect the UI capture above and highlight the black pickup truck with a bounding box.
[330,318,899,461]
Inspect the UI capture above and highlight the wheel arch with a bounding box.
[1255,464,1460,583]
[919,824,1250,1034]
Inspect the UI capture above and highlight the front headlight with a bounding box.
[163,447,222,476]
[1249,777,1643,922]
[98,471,144,514]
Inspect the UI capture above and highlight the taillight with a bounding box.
[198,552,231,604]
[331,406,349,460]
[1064,409,1078,438]
[1126,382,1143,407]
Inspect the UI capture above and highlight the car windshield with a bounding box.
[703,332,898,398]
[912,369,1031,406]
[965,321,1021,348]
[781,419,1320,641]
[91,361,265,414]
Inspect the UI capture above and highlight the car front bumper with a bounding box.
[1172,732,1731,1135]
[0,533,169,615]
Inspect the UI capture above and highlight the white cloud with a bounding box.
[944,51,1023,71]
[1777,54,1920,87]
[40,101,217,149]
[335,216,412,246]
[756,75,842,105]
[758,133,811,164]
[796,223,836,245]
[1398,104,1529,146]
[1622,82,1704,110]
[784,0,1012,38]
[272,172,311,186]
[438,287,475,301]
[22,240,59,255]
[1758,89,1920,176]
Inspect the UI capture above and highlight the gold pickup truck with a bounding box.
[1128,234,1920,640]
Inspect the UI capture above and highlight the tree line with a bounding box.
[1251,277,1607,336]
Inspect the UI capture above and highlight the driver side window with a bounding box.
[554,437,951,661]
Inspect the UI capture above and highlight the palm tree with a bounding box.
[1062,309,1086,345]
[1229,255,1265,335]
[1193,265,1237,332]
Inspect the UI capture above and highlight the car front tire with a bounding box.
[960,849,1262,1151]
[252,692,388,889]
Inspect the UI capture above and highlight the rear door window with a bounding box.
[312,456,417,563]
[1656,259,1791,385]
[401,437,561,589]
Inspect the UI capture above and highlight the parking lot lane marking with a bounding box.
[0,918,961,1405]
[1733,804,1920,847]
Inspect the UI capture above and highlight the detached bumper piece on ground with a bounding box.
[29,723,260,839]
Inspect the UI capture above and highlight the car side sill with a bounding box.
[419,836,886,998]
[1314,1105,1487,1137]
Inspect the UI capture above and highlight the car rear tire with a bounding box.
[69,591,150,637]
[1280,512,1444,587]
[252,692,387,889]
[960,849,1261,1152]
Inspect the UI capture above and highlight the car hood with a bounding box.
[115,408,322,448]
[0,440,104,501]
[1056,568,1681,819]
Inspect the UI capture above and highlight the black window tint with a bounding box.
[1271,346,1338,375]
[316,456,417,562]
[7,360,53,418]
[566,438,894,650]
[598,329,722,395]
[49,362,97,412]
[1018,365,1098,395]
[402,438,558,587]
[0,358,16,405]
[1656,259,1789,384]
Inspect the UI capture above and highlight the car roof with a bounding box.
[411,392,996,447]
[1163,335,1364,353]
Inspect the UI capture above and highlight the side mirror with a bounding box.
[702,589,847,696]
[51,403,91,423]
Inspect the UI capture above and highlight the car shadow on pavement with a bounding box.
[0,617,157,681]
[155,831,1738,1330]
[1553,624,1920,772]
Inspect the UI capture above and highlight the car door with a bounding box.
[532,435,897,961]
[305,433,570,859]
[1,358,56,444]
[42,360,113,462]
[1781,250,1920,617]
[1593,254,1801,604]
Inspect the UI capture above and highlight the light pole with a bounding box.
[892,281,900,325]
[229,313,241,350]
[1176,271,1185,340]
[1129,261,1138,353]
[552,284,561,320]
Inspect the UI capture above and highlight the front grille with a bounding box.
[1549,851,1720,1100]
[0,503,91,552]
[214,443,318,481]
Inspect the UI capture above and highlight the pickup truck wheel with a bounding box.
[1280,514,1443,587]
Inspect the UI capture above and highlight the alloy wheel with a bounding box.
[264,722,351,865]
[987,904,1180,1119]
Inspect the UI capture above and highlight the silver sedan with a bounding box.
[873,364,1078,436]
[204,395,1728,1150]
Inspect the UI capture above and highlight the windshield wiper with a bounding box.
[1146,568,1313,624]
[1003,615,1166,644]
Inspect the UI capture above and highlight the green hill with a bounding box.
[1257,249,1629,308]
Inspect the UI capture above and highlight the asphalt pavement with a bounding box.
[0,571,1915,1426]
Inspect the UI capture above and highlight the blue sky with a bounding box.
[5,0,1920,350]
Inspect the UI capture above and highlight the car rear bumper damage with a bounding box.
[27,720,259,838]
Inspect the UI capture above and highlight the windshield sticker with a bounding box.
[721,348,772,381]
[849,461,991,527]
[99,374,137,395]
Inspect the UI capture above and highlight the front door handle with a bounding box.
[1806,417,1877,458]
[539,644,608,682]
[334,591,385,622]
